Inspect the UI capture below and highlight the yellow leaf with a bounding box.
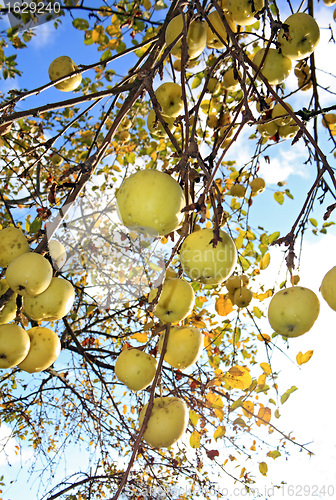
[189,410,201,426]
[296,350,314,365]
[260,253,270,270]
[224,365,252,390]
[267,450,281,459]
[258,373,267,386]
[260,362,271,375]
[143,321,154,331]
[242,401,254,419]
[190,431,201,448]
[206,391,223,408]
[280,386,298,404]
[123,405,127,414]
[215,408,225,421]
[131,332,148,343]
[256,406,271,426]
[191,318,206,328]
[259,462,268,476]
[214,425,226,440]
[255,289,273,301]
[143,0,151,9]
[215,294,233,316]
[257,333,271,343]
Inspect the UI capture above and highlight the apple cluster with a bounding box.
[257,101,300,142]
[0,227,75,373]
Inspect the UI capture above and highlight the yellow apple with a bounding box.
[225,275,242,292]
[115,348,157,391]
[271,102,294,126]
[205,10,237,49]
[257,121,279,138]
[268,286,320,338]
[334,7,336,21]
[226,0,265,26]
[233,287,253,308]
[116,169,185,236]
[17,326,61,373]
[0,324,30,369]
[322,113,336,132]
[324,0,336,4]
[179,228,237,285]
[277,13,320,60]
[24,277,75,321]
[222,68,241,91]
[250,177,265,195]
[6,253,53,297]
[48,239,67,269]
[158,325,202,369]
[48,56,82,92]
[320,266,336,311]
[147,110,175,138]
[165,14,207,60]
[278,123,299,139]
[252,48,292,85]
[51,153,63,167]
[229,184,246,198]
[139,396,188,448]
[149,278,194,323]
[155,82,183,117]
[0,280,17,324]
[0,227,30,268]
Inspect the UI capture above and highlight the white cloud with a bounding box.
[0,423,34,466]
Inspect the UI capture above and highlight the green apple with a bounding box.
[278,123,299,139]
[252,48,292,85]
[155,82,183,117]
[51,153,63,167]
[271,102,294,126]
[205,10,237,49]
[165,14,207,60]
[0,280,17,324]
[179,228,237,285]
[222,68,241,91]
[139,396,188,448]
[0,324,30,369]
[226,0,265,26]
[48,56,82,92]
[17,326,61,373]
[229,184,246,198]
[277,13,320,60]
[257,121,279,138]
[149,278,194,323]
[147,110,176,139]
[0,227,30,268]
[225,274,249,292]
[6,253,53,297]
[268,286,320,338]
[320,266,336,311]
[250,177,265,196]
[322,113,336,132]
[24,277,75,321]
[48,239,67,269]
[158,325,202,369]
[115,348,157,391]
[233,287,253,308]
[116,169,185,236]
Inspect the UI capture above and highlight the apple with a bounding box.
[48,239,67,269]
[115,348,157,391]
[117,130,131,143]
[0,324,30,369]
[149,278,194,324]
[139,396,188,448]
[51,153,63,167]
[278,123,299,139]
[48,56,82,92]
[252,48,292,86]
[17,326,61,373]
[229,184,246,198]
[121,117,132,129]
[250,177,265,196]
[147,110,176,138]
[225,275,248,292]
[268,286,320,338]
[324,0,336,4]
[155,82,183,118]
[222,68,241,91]
[24,277,75,322]
[322,113,336,132]
[207,114,219,129]
[294,61,310,78]
[205,10,237,49]
[297,74,312,91]
[179,228,237,285]
[116,169,185,237]
[233,287,253,308]
[165,14,207,60]
[207,77,221,95]
[320,266,336,311]
[277,13,320,60]
[256,96,273,114]
[257,121,279,138]
[226,0,265,26]
[0,227,30,268]
[0,280,17,324]
[158,325,202,369]
[271,102,294,126]
[6,253,53,297]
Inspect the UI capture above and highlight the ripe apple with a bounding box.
[278,123,299,139]
[324,0,336,4]
[6,253,53,297]
[179,228,237,285]
[250,177,265,196]
[222,68,241,91]
[147,110,175,139]
[158,325,202,369]
[252,48,292,86]
[17,326,61,373]
[48,239,67,269]
[24,277,75,321]
[257,121,279,138]
[229,184,246,198]
[225,275,243,292]
[271,102,294,126]
[205,10,237,49]
[165,14,207,60]
[233,287,253,308]
[139,396,188,448]
[115,348,157,391]
[226,0,265,26]
[320,266,336,311]
[322,113,336,132]
[155,82,183,118]
[0,280,17,324]
[0,227,30,268]
[268,286,320,338]
[277,13,320,60]
[51,153,63,167]
[149,278,194,323]
[48,56,82,92]
[0,324,30,369]
[116,169,185,237]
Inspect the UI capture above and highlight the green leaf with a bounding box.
[268,231,280,244]
[280,386,298,404]
[154,0,166,9]
[274,191,284,205]
[101,49,112,61]
[192,75,203,89]
[72,18,89,30]
[309,218,318,227]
